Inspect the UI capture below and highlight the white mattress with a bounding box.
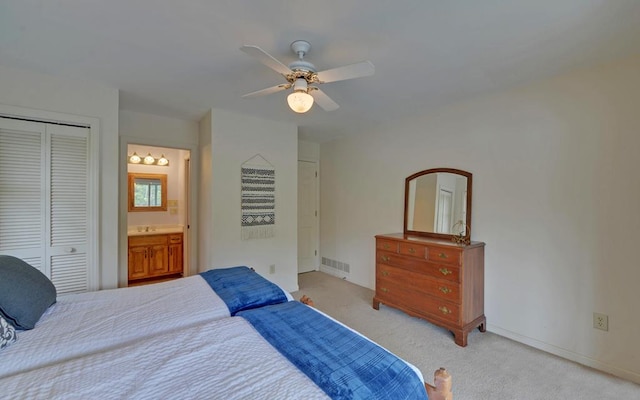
[0,275,230,377]
[2,317,330,400]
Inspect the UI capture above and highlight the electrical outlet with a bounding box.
[593,313,608,331]
[269,264,275,274]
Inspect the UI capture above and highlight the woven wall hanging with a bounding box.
[241,154,275,240]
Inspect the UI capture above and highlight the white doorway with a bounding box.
[297,160,319,273]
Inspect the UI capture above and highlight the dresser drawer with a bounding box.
[426,246,461,266]
[376,239,398,252]
[129,234,167,247]
[375,279,460,323]
[377,265,460,303]
[168,234,183,244]
[399,242,426,258]
[377,251,460,283]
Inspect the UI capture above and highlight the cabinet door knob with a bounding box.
[439,268,452,276]
[439,286,452,294]
[439,306,452,314]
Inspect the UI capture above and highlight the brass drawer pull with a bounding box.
[439,268,452,276]
[408,247,416,254]
[382,270,390,276]
[439,286,451,294]
[439,306,452,314]
[380,287,389,293]
[383,243,390,250]
[438,252,448,259]
[381,255,391,262]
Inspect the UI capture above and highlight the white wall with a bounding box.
[199,109,299,292]
[198,110,213,274]
[320,55,640,383]
[0,65,120,289]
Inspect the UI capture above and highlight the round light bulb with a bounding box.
[143,153,155,165]
[287,91,314,113]
[129,152,141,164]
[157,155,169,166]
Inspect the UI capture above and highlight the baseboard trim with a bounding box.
[319,265,348,279]
[488,324,640,385]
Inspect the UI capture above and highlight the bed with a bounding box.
[0,256,452,399]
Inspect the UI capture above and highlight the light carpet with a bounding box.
[292,271,639,400]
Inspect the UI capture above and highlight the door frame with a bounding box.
[297,158,320,272]
[119,136,199,287]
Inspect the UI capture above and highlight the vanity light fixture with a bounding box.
[127,152,170,166]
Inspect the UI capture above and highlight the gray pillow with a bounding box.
[0,255,57,330]
[0,314,17,349]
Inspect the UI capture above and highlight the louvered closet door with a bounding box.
[0,117,93,294]
[0,119,46,270]
[47,124,90,294]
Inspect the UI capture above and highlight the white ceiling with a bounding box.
[2,1,640,142]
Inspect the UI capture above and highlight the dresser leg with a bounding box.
[453,330,468,347]
[372,298,380,310]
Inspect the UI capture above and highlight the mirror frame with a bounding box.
[403,168,472,241]
[128,172,168,212]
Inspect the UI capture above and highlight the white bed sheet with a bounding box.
[2,317,330,400]
[0,275,229,378]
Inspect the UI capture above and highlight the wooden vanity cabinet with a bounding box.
[128,233,183,282]
[168,234,183,274]
[373,233,485,347]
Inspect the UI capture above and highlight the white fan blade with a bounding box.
[316,61,374,84]
[242,84,290,98]
[240,45,292,76]
[311,88,339,111]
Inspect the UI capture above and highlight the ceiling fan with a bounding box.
[240,40,375,113]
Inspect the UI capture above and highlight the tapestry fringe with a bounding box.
[242,225,275,240]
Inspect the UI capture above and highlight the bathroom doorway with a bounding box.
[126,144,191,286]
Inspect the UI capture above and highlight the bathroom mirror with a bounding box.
[128,173,167,212]
[404,168,472,241]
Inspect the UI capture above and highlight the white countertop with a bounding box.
[127,225,184,236]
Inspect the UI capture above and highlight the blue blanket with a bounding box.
[199,266,288,315]
[238,302,428,400]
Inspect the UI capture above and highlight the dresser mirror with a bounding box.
[404,168,472,241]
[128,173,168,212]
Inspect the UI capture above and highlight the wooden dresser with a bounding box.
[373,233,485,347]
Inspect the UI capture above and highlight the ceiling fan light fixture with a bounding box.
[287,78,313,113]
[287,90,314,113]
